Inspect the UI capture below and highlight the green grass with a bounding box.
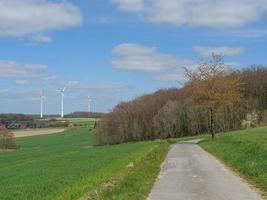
[201,126,267,195]
[0,128,169,200]
[66,118,97,122]
[64,118,97,127]
[87,142,169,200]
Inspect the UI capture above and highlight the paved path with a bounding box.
[148,140,264,200]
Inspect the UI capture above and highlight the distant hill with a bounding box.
[0,114,37,122]
[0,112,103,123]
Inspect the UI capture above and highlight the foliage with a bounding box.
[201,126,267,195]
[65,112,104,119]
[184,55,244,138]
[94,58,267,145]
[0,128,167,200]
[0,113,35,122]
[49,120,70,128]
[242,110,259,128]
[93,89,182,145]
[0,129,19,150]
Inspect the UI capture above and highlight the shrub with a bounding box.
[0,129,20,150]
[242,110,259,128]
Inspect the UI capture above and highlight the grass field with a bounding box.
[0,128,170,200]
[201,126,267,196]
[56,118,98,127]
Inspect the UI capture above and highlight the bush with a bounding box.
[49,121,70,128]
[0,129,20,150]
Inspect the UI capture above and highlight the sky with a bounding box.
[0,0,267,114]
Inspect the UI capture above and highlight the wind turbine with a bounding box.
[87,95,92,113]
[57,87,66,118]
[40,90,45,118]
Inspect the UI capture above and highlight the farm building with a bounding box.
[6,122,27,129]
[0,123,6,130]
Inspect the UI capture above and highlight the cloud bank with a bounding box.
[111,43,191,72]
[0,60,47,78]
[0,0,82,37]
[193,46,245,56]
[111,0,267,28]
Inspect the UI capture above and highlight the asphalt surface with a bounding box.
[148,139,264,200]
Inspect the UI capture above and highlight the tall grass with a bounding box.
[201,126,267,195]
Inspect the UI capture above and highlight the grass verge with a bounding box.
[81,142,169,200]
[200,126,267,196]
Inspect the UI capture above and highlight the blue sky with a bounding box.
[0,0,267,114]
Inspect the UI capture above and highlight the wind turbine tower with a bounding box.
[40,90,45,118]
[57,87,66,118]
[88,95,92,113]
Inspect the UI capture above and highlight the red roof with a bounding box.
[0,123,6,130]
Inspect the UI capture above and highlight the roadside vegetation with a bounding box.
[0,128,19,150]
[201,126,267,195]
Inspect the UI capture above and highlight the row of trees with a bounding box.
[94,56,267,145]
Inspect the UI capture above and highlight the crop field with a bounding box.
[12,128,65,138]
[0,128,169,200]
[55,118,98,127]
[68,118,98,126]
[201,126,267,195]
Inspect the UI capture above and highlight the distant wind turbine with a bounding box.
[40,90,45,118]
[88,95,92,113]
[57,87,66,118]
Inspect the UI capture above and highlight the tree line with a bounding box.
[94,56,267,145]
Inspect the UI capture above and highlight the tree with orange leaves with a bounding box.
[184,55,244,139]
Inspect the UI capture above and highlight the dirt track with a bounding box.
[12,128,65,138]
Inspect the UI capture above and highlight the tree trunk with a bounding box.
[210,107,216,139]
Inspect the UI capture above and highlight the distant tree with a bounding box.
[184,55,244,139]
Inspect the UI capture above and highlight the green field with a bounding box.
[201,126,267,195]
[0,128,169,200]
[56,118,98,127]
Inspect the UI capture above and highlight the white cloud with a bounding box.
[154,73,183,82]
[42,75,57,81]
[0,87,9,93]
[111,43,191,72]
[31,34,52,43]
[65,81,132,90]
[154,61,198,82]
[193,46,245,56]
[15,80,28,85]
[111,0,267,28]
[0,0,82,37]
[111,0,145,12]
[0,60,47,78]
[224,29,267,38]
